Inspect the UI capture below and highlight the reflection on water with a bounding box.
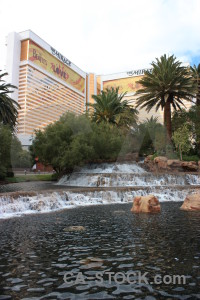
[0,202,200,299]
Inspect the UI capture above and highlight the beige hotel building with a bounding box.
[6,30,191,146]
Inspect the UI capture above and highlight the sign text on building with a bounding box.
[127,68,152,76]
[50,47,71,67]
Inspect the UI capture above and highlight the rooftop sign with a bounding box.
[50,47,71,67]
[127,68,152,76]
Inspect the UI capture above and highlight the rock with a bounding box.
[80,257,104,269]
[144,155,153,164]
[63,226,85,232]
[154,156,167,170]
[180,193,200,211]
[144,155,155,172]
[167,160,182,168]
[31,200,45,211]
[131,195,161,213]
[181,161,198,171]
[144,156,199,173]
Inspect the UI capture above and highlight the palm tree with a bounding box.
[0,71,19,129]
[87,87,138,128]
[190,63,200,154]
[190,63,200,105]
[135,54,196,142]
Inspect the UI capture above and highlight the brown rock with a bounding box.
[180,193,200,211]
[63,226,86,232]
[167,160,182,168]
[154,156,167,170]
[131,195,161,213]
[181,161,198,171]
[144,155,153,163]
[144,155,155,172]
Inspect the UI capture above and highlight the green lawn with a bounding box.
[6,174,55,183]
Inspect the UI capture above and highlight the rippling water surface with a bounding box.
[0,202,200,300]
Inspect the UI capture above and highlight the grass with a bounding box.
[5,174,55,183]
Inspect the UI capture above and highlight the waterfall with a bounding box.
[0,162,199,219]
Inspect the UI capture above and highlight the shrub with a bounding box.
[182,155,199,162]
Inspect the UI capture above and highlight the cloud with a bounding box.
[0,0,200,74]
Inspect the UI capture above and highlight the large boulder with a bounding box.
[167,160,182,168]
[180,193,200,211]
[131,195,161,213]
[181,161,198,172]
[154,156,168,170]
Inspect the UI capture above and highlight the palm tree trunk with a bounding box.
[197,78,200,106]
[163,106,167,127]
[165,100,172,142]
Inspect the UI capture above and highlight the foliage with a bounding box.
[182,155,199,162]
[131,117,167,156]
[88,87,138,129]
[172,105,200,156]
[90,122,123,160]
[31,112,125,174]
[11,136,32,168]
[0,124,31,180]
[172,124,191,160]
[0,124,12,179]
[190,63,200,105]
[0,71,19,130]
[135,54,196,141]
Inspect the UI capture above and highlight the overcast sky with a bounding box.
[1,0,200,75]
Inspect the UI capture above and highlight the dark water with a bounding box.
[0,203,200,300]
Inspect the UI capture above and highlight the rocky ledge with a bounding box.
[145,156,200,173]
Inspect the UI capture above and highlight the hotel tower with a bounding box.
[6,30,191,146]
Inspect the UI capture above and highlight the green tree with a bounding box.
[172,106,200,156]
[190,63,200,105]
[11,136,32,168]
[190,64,200,154]
[0,124,12,179]
[0,71,19,129]
[88,87,138,129]
[31,112,125,174]
[135,54,196,142]
[90,122,123,160]
[135,117,167,156]
[172,124,191,160]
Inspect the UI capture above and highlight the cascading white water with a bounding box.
[58,162,200,187]
[0,188,199,219]
[0,162,200,219]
